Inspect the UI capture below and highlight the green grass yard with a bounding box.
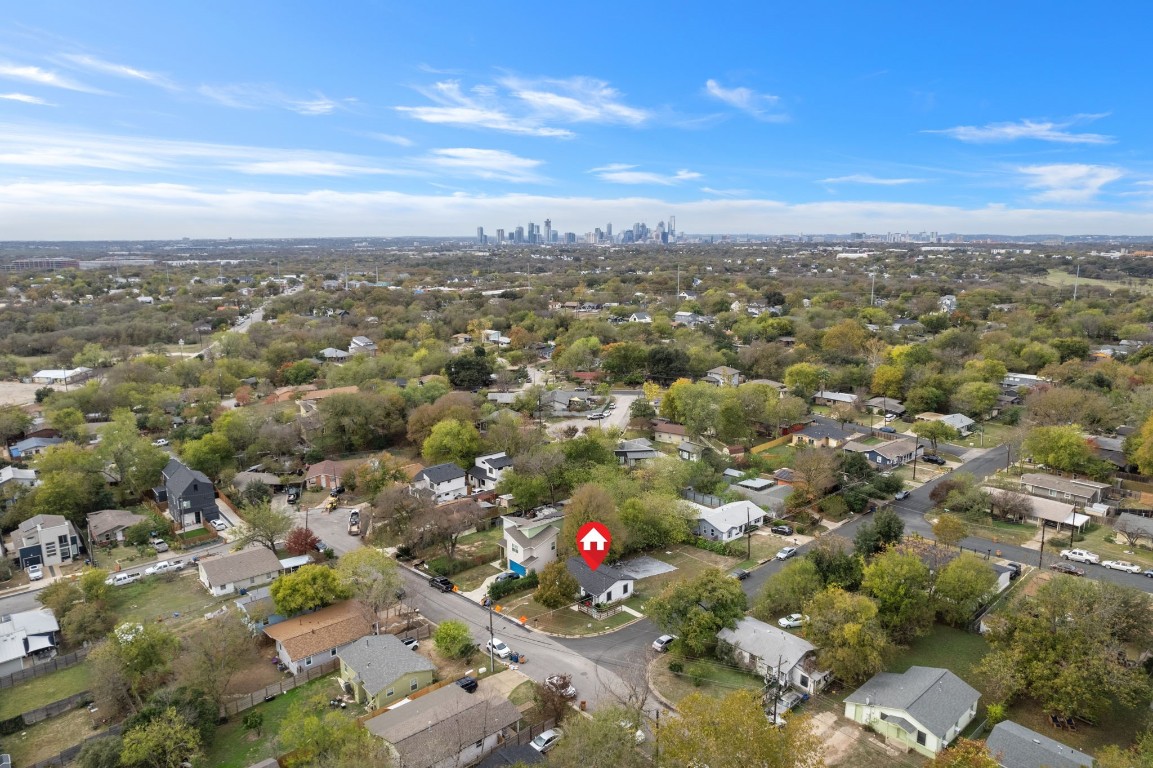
[0,663,93,720]
[109,571,226,629]
[888,624,991,694]
[649,656,764,706]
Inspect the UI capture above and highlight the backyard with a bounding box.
[0,706,108,767]
[108,570,225,630]
[0,663,93,720]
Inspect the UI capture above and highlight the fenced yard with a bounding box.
[0,648,90,690]
[0,662,92,717]
[220,658,340,717]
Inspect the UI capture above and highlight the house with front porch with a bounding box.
[718,617,831,695]
[843,437,923,468]
[844,666,979,757]
[566,557,634,605]
[87,509,147,546]
[813,391,860,408]
[501,511,564,576]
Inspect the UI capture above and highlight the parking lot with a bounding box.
[548,393,637,437]
[274,492,365,556]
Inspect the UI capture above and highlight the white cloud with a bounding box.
[397,75,649,137]
[0,61,102,93]
[929,115,1113,144]
[228,160,400,177]
[57,54,178,90]
[1019,163,1123,203]
[592,164,702,185]
[701,187,751,197]
[0,92,51,105]
[421,148,544,183]
[363,132,415,147]
[198,84,347,115]
[704,79,786,122]
[821,174,925,185]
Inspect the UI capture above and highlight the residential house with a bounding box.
[263,600,375,675]
[469,453,513,492]
[319,347,350,362]
[305,460,344,490]
[939,295,958,313]
[1002,372,1050,390]
[1085,434,1129,469]
[615,438,659,467]
[7,436,63,459]
[486,391,518,406]
[364,681,521,768]
[233,471,285,492]
[161,458,217,530]
[87,509,147,546]
[628,312,652,323]
[673,310,704,327]
[687,500,766,542]
[891,318,920,333]
[234,586,287,629]
[864,397,906,416]
[30,367,94,386]
[678,440,704,461]
[411,463,468,504]
[451,333,473,345]
[1019,473,1110,507]
[813,391,860,408]
[748,379,790,398]
[653,420,687,445]
[0,467,37,501]
[566,556,634,605]
[844,666,979,757]
[914,412,975,436]
[349,336,378,357]
[13,514,81,568]
[718,617,831,695]
[791,423,865,449]
[984,489,1089,533]
[984,720,1093,768]
[772,467,798,486]
[501,512,564,576]
[338,634,436,709]
[198,547,284,597]
[0,608,59,676]
[704,365,741,387]
[843,437,923,468]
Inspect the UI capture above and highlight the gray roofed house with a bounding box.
[162,457,217,531]
[364,682,521,768]
[234,585,286,628]
[813,390,860,406]
[615,437,659,467]
[1019,473,1110,506]
[704,365,741,387]
[15,514,81,568]
[865,397,906,415]
[7,436,63,459]
[718,617,830,694]
[87,508,147,545]
[319,347,350,361]
[411,462,468,504]
[349,335,378,356]
[338,634,436,709]
[0,466,37,491]
[985,720,1093,768]
[198,547,284,597]
[791,423,865,448]
[843,437,923,467]
[475,744,544,768]
[502,513,564,577]
[0,608,60,677]
[566,556,634,605]
[844,666,979,757]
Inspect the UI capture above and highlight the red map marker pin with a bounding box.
[576,521,611,571]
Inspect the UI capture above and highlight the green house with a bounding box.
[339,635,437,709]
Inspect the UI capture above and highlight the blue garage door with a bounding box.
[509,560,527,576]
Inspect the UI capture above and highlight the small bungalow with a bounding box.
[615,438,659,467]
[30,367,94,386]
[305,460,345,491]
[791,423,865,449]
[812,391,860,407]
[319,347,350,362]
[7,436,63,459]
[0,608,59,677]
[843,437,923,468]
[687,500,766,543]
[338,634,436,709]
[704,366,741,387]
[349,336,378,357]
[87,509,147,546]
[653,420,687,445]
[198,547,284,597]
[984,720,1093,768]
[263,600,375,675]
[1018,473,1110,507]
[844,666,979,757]
[566,556,634,605]
[678,440,704,462]
[0,466,37,493]
[864,397,906,416]
[718,617,830,695]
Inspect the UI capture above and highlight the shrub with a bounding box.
[668,660,684,674]
[488,570,538,600]
[433,619,475,659]
[690,537,742,557]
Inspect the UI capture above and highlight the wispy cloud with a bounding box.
[363,132,416,147]
[198,84,349,115]
[591,163,701,185]
[397,75,649,137]
[821,174,925,185]
[228,160,400,177]
[57,53,179,90]
[701,186,751,197]
[421,148,544,183]
[0,61,102,93]
[704,79,787,122]
[0,92,52,105]
[1019,163,1123,202]
[929,115,1113,144]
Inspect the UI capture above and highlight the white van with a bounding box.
[105,571,142,587]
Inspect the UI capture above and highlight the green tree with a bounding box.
[277,693,390,768]
[76,735,124,768]
[180,432,234,480]
[49,406,87,441]
[62,601,116,644]
[752,558,823,620]
[871,364,905,398]
[314,390,407,453]
[660,690,822,768]
[421,417,482,466]
[545,705,650,768]
[934,554,998,626]
[807,536,863,591]
[235,501,293,552]
[432,618,475,659]
[647,569,748,656]
[336,547,404,623]
[874,506,904,545]
[98,410,169,502]
[926,739,999,768]
[932,513,968,548]
[0,403,32,443]
[37,579,83,619]
[783,362,826,399]
[646,346,691,385]
[804,587,892,684]
[176,612,257,708]
[1022,424,1099,475]
[861,549,934,642]
[535,560,579,608]
[30,442,112,525]
[911,420,960,454]
[79,567,111,603]
[119,707,202,768]
[108,622,181,708]
[951,381,999,418]
[445,351,493,390]
[269,565,351,617]
[559,483,622,559]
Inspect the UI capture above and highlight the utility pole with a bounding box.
[487,600,496,672]
[869,272,875,306]
[769,656,784,725]
[1072,264,1080,302]
[1038,522,1046,568]
[746,506,752,561]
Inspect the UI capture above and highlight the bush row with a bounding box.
[488,570,538,600]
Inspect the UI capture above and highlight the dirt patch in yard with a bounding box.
[226,657,287,695]
[0,381,41,405]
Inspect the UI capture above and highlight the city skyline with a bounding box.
[2,3,1153,238]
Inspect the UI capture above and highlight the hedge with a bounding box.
[488,570,538,600]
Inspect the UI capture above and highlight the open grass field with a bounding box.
[888,624,991,694]
[0,664,93,720]
[649,655,764,706]
[109,571,226,630]
[499,597,638,636]
[633,544,740,598]
[1034,268,1153,294]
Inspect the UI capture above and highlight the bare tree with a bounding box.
[989,489,1032,522]
[792,446,840,503]
[421,498,487,559]
[1114,516,1151,548]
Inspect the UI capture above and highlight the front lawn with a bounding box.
[0,663,93,720]
[1078,523,1153,569]
[649,655,764,706]
[634,544,740,598]
[108,571,225,629]
[502,599,638,636]
[888,624,991,696]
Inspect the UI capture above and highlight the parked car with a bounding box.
[530,728,563,753]
[149,537,169,553]
[493,572,520,583]
[26,564,43,581]
[1060,548,1100,564]
[329,486,344,497]
[429,575,455,592]
[884,413,897,422]
[456,676,478,693]
[922,454,947,465]
[210,519,227,531]
[775,546,798,560]
[1005,562,1022,580]
[545,674,577,699]
[769,524,793,536]
[652,634,676,652]
[878,426,897,434]
[105,571,142,587]
[894,490,910,500]
[586,412,606,420]
[1144,569,1153,578]
[152,438,169,447]
[286,492,300,504]
[401,637,418,651]
[1103,560,1142,573]
[1049,562,1086,576]
[777,613,808,629]
[145,560,183,576]
[486,638,512,659]
[313,539,329,553]
[729,568,750,581]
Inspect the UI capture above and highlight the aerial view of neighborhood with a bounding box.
[3,3,1153,768]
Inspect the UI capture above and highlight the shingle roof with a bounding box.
[415,462,466,484]
[163,458,212,497]
[263,601,374,662]
[0,466,36,485]
[718,617,816,673]
[986,720,1093,768]
[566,556,633,596]
[845,666,979,741]
[1020,473,1110,496]
[199,548,283,587]
[18,513,69,535]
[87,509,147,539]
[10,436,63,452]
[797,424,863,442]
[338,634,436,697]
[475,744,544,768]
[689,500,766,533]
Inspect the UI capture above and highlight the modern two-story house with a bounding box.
[159,458,217,531]
[501,512,564,576]
[13,514,81,569]
[468,453,513,492]
[411,463,468,504]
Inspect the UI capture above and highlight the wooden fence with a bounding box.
[576,603,622,621]
[25,724,124,768]
[20,690,93,726]
[0,647,90,689]
[220,658,340,717]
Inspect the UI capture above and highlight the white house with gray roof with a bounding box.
[844,666,979,757]
[338,634,436,709]
[198,547,284,597]
[566,556,634,605]
[468,453,512,492]
[0,608,59,676]
[687,500,765,543]
[985,720,1093,768]
[501,513,563,577]
[718,617,830,694]
[411,463,467,504]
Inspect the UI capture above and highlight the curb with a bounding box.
[530,613,647,639]
[644,655,679,714]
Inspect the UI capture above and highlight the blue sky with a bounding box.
[2,1,1153,238]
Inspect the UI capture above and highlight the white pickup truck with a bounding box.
[144,559,185,576]
[1059,548,1100,565]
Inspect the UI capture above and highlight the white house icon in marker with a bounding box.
[579,527,608,551]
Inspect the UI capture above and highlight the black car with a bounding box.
[494,572,520,583]
[1005,562,1022,580]
[330,486,345,497]
[286,492,300,504]
[429,575,455,592]
[456,676,478,693]
[729,569,750,581]
[922,454,947,465]
[314,539,329,552]
[769,525,793,536]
